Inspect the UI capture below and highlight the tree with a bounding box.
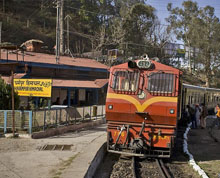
[65,0,109,53]
[146,20,173,63]
[90,1,158,59]
[0,77,19,110]
[121,3,156,56]
[167,1,220,87]
[191,6,220,87]
[93,2,156,57]
[167,1,199,73]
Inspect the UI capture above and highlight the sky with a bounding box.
[146,0,220,24]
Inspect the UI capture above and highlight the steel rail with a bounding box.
[156,159,171,178]
[132,156,137,178]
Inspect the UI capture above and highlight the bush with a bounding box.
[0,77,20,110]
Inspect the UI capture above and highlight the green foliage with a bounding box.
[166,1,199,44]
[95,1,163,58]
[0,77,20,110]
[167,0,220,87]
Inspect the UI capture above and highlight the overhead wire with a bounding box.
[28,0,54,19]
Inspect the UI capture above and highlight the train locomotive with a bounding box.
[106,55,181,158]
[105,55,220,158]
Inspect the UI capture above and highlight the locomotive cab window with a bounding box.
[147,73,175,95]
[111,70,140,92]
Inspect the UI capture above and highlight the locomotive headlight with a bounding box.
[170,109,175,114]
[108,105,113,110]
[138,91,146,99]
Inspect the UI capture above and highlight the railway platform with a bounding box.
[0,118,106,178]
[187,116,220,177]
[60,124,106,178]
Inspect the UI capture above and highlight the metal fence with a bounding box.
[32,105,106,131]
[0,110,32,134]
[0,105,106,134]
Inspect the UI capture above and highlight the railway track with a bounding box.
[132,157,137,178]
[132,157,172,178]
[95,126,196,178]
[155,159,171,178]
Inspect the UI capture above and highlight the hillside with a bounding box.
[0,0,56,49]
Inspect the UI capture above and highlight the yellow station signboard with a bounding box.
[14,79,52,97]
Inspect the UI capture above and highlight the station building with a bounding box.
[0,45,109,109]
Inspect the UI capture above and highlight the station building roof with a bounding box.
[0,50,109,71]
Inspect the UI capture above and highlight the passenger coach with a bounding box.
[182,84,220,114]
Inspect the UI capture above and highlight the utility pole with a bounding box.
[11,69,15,137]
[3,0,5,13]
[0,22,2,44]
[60,0,64,55]
[56,0,61,63]
[64,15,72,56]
[27,19,30,28]
[43,20,46,31]
[41,0,44,11]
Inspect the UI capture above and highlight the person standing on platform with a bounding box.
[187,105,196,129]
[200,103,208,129]
[215,104,220,129]
[183,106,190,125]
[195,104,201,128]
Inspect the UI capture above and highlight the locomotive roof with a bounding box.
[111,59,181,74]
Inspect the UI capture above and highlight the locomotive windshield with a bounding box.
[147,73,175,94]
[111,70,140,92]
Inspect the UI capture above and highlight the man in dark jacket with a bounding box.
[187,105,196,129]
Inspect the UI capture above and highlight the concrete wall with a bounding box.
[32,116,106,139]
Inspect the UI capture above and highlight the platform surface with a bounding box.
[0,124,106,178]
[187,117,220,177]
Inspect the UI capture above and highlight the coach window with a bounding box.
[188,96,191,105]
[111,70,140,92]
[147,73,175,95]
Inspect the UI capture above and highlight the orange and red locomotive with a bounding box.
[106,55,182,157]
